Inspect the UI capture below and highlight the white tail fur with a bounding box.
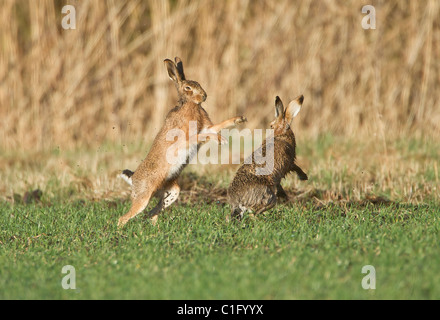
[118,170,133,186]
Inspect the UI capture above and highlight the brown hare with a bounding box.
[227,95,308,220]
[118,57,246,226]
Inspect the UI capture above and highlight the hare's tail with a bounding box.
[119,169,134,186]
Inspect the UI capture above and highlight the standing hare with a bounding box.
[118,57,246,226]
[227,95,308,220]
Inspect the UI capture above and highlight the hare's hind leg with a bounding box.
[149,180,180,225]
[254,197,276,215]
[162,182,180,209]
[253,186,277,215]
[118,190,153,227]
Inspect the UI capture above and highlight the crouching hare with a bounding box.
[227,95,308,220]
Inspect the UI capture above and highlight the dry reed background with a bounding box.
[0,0,439,203]
[1,0,439,152]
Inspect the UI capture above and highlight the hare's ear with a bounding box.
[174,57,186,81]
[274,96,284,119]
[285,95,304,123]
[164,59,181,83]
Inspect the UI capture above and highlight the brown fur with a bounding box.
[118,57,246,226]
[227,95,308,220]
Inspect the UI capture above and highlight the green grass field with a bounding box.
[1,199,439,299]
[1,137,439,300]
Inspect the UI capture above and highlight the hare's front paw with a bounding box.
[234,116,247,125]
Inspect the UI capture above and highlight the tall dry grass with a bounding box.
[1,0,439,152]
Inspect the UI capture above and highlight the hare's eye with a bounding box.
[184,86,192,91]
